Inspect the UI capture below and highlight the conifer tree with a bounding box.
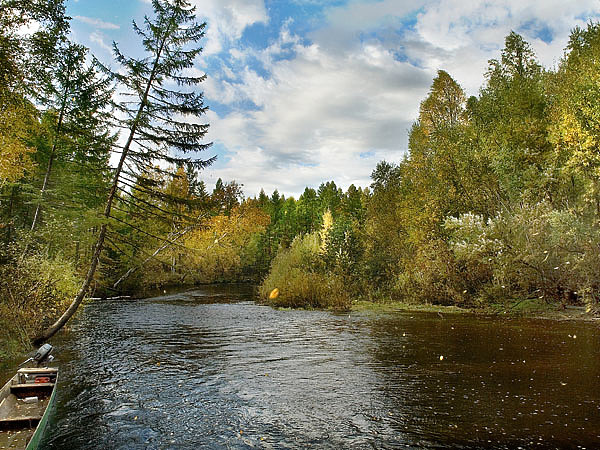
[35,0,212,343]
[0,0,70,93]
[30,42,114,231]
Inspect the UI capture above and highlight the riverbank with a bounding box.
[351,297,600,322]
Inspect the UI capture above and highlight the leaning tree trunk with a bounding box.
[32,138,131,344]
[32,35,168,345]
[33,224,107,344]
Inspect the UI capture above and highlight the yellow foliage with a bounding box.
[319,209,333,253]
[181,204,270,282]
[0,92,37,186]
[259,232,351,310]
[165,165,190,199]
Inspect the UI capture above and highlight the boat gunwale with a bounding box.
[0,367,58,450]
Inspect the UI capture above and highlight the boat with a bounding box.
[0,345,58,450]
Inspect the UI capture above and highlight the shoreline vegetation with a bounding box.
[350,298,599,322]
[2,2,600,360]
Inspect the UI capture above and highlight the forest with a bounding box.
[1,0,600,358]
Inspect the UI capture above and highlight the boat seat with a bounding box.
[0,416,41,431]
[10,383,54,399]
[17,368,58,374]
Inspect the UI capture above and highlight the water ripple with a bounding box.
[40,285,600,449]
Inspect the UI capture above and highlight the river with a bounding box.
[33,284,600,448]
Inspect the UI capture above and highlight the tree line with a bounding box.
[177,27,600,314]
[256,28,600,313]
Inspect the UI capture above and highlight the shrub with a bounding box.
[445,203,600,310]
[395,239,476,306]
[259,232,350,310]
[0,253,81,359]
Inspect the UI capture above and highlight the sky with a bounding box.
[66,0,600,198]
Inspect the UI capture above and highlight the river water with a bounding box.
[34,285,600,448]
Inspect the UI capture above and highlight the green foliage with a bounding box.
[0,250,81,357]
[29,42,114,232]
[259,232,350,309]
[296,187,320,234]
[407,70,484,223]
[473,32,551,205]
[446,204,600,310]
[317,181,343,217]
[394,239,473,306]
[0,0,69,93]
[548,22,600,215]
[211,178,243,214]
[322,216,365,293]
[362,161,407,289]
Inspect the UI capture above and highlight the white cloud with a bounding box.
[197,0,600,197]
[190,0,268,55]
[413,0,600,93]
[201,26,427,196]
[89,31,112,53]
[74,15,120,30]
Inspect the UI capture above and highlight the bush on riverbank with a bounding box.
[393,239,478,307]
[445,204,600,310]
[0,251,81,359]
[259,232,351,309]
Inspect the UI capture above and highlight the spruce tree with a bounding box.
[30,42,115,231]
[0,0,70,93]
[35,0,212,343]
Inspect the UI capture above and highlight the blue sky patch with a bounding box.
[64,0,600,197]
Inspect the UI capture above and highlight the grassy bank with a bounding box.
[350,297,599,321]
[0,253,81,361]
[351,299,471,315]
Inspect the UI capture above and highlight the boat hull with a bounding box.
[25,371,58,450]
[0,368,58,450]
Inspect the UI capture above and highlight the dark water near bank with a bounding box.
[36,285,600,448]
